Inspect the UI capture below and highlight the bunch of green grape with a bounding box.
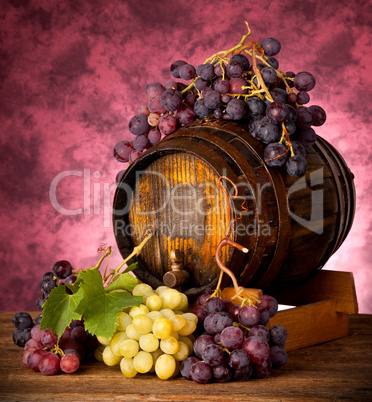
[94,284,197,380]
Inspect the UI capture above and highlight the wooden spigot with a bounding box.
[163,249,190,289]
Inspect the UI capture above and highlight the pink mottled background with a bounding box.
[1,0,371,313]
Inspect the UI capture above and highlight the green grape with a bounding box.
[172,341,189,361]
[146,294,162,311]
[160,289,182,310]
[155,286,170,295]
[126,324,142,341]
[170,330,179,340]
[177,319,196,336]
[116,312,132,331]
[129,304,149,318]
[152,317,173,339]
[94,344,105,362]
[169,315,186,331]
[119,339,139,358]
[175,293,189,311]
[102,345,121,366]
[132,314,153,334]
[139,333,159,353]
[147,311,163,322]
[160,308,176,319]
[132,283,154,296]
[182,312,198,325]
[155,354,176,380]
[160,336,179,355]
[149,348,164,372]
[120,357,138,378]
[133,351,153,373]
[178,335,193,354]
[97,332,116,346]
[110,331,129,357]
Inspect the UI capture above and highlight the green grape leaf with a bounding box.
[74,268,143,339]
[40,285,84,340]
[122,262,138,274]
[104,271,138,294]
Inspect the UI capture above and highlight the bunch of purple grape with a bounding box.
[180,293,287,383]
[114,29,326,179]
[12,259,97,375]
[17,318,97,376]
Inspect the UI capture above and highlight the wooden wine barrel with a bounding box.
[112,117,355,296]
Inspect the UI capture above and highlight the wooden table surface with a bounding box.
[1,312,371,401]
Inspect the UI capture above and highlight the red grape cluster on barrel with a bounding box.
[180,291,287,383]
[114,26,326,180]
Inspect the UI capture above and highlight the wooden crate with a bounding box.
[268,270,358,351]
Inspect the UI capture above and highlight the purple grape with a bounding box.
[24,338,41,351]
[52,260,72,280]
[71,326,88,343]
[65,274,77,286]
[296,106,313,128]
[180,356,199,380]
[264,143,289,168]
[246,96,265,117]
[60,352,80,373]
[39,352,60,376]
[222,299,234,312]
[242,336,270,365]
[297,91,310,105]
[285,154,308,177]
[285,71,296,87]
[248,325,270,342]
[251,118,280,144]
[197,292,211,306]
[199,63,215,80]
[27,349,47,371]
[257,307,270,326]
[203,90,222,109]
[285,121,296,135]
[258,295,278,317]
[184,92,197,107]
[296,127,317,147]
[129,114,150,136]
[228,348,250,370]
[194,98,212,118]
[12,312,33,330]
[231,53,250,70]
[41,329,58,349]
[158,114,177,135]
[175,105,196,126]
[253,358,272,378]
[233,365,253,381]
[148,95,167,114]
[214,63,224,77]
[286,104,298,123]
[270,88,288,104]
[213,79,230,94]
[294,71,316,92]
[195,77,209,91]
[113,140,134,163]
[190,361,212,384]
[288,92,297,103]
[164,80,177,89]
[31,324,42,342]
[266,101,288,124]
[42,272,54,281]
[40,278,57,295]
[193,334,215,358]
[270,345,288,368]
[192,304,207,323]
[229,305,241,322]
[70,318,84,328]
[267,57,279,69]
[34,313,42,326]
[133,135,149,151]
[225,98,246,120]
[148,129,161,144]
[13,328,32,347]
[204,312,233,335]
[179,63,196,80]
[201,343,224,366]
[212,362,233,383]
[129,150,142,163]
[36,296,46,311]
[170,60,187,78]
[204,297,224,315]
[220,326,244,350]
[228,77,247,94]
[145,82,165,99]
[261,38,281,56]
[238,305,260,327]
[269,325,287,347]
[160,89,183,112]
[260,66,277,86]
[291,141,306,157]
[214,333,221,343]
[226,59,244,78]
[309,105,326,126]
[221,94,231,103]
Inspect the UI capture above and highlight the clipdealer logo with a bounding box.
[49,167,325,235]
